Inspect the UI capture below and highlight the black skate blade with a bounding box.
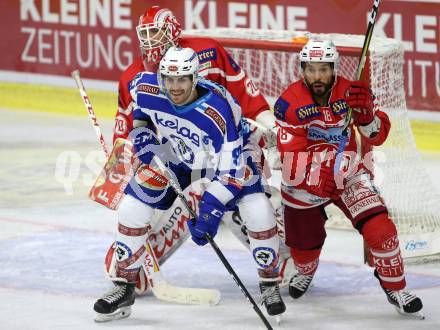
[94,306,132,322]
[394,307,425,320]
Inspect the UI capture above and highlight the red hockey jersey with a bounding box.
[113,37,269,143]
[274,76,391,208]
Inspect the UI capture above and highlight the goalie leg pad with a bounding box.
[361,212,406,291]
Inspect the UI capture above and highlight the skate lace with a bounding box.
[101,284,126,304]
[260,284,282,305]
[388,290,417,309]
[290,274,313,291]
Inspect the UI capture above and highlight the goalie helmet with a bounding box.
[300,39,339,72]
[159,47,199,86]
[137,6,182,65]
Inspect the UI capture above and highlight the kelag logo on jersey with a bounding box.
[154,113,200,147]
[198,48,217,63]
[308,126,345,144]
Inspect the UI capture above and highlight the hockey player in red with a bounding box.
[274,39,423,318]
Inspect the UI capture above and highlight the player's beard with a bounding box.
[310,80,333,97]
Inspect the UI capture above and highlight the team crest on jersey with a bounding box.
[296,104,321,121]
[138,83,160,95]
[135,164,169,190]
[274,97,290,121]
[253,247,276,269]
[170,134,195,164]
[198,48,217,63]
[331,99,349,115]
[205,107,225,133]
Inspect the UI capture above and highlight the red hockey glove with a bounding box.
[305,163,344,200]
[345,81,375,125]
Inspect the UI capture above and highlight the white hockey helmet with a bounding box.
[159,46,199,81]
[159,47,200,103]
[300,39,339,72]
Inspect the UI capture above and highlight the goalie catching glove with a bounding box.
[345,81,375,126]
[187,195,227,246]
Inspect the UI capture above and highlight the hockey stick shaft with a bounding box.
[154,157,273,330]
[71,70,220,305]
[71,70,110,157]
[335,0,381,171]
[345,0,381,131]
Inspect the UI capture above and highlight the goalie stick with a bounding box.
[151,156,274,330]
[334,0,381,172]
[71,70,221,306]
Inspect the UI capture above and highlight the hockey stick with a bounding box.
[153,157,274,330]
[71,70,221,306]
[334,0,381,172]
[71,70,110,157]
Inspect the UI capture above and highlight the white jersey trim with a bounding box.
[206,180,235,205]
[199,68,245,82]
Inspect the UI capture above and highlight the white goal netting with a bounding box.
[186,28,440,262]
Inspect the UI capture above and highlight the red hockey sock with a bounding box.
[362,213,406,291]
[290,247,321,275]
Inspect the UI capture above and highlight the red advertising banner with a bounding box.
[0,0,439,112]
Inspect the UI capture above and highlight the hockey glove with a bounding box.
[345,81,375,126]
[305,163,344,200]
[187,200,226,246]
[130,126,160,164]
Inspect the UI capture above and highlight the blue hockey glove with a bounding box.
[187,200,226,246]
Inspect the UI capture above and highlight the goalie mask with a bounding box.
[299,39,339,73]
[137,6,182,67]
[158,47,200,106]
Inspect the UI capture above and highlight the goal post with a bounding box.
[184,28,440,262]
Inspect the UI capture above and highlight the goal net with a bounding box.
[185,28,440,262]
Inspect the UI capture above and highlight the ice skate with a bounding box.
[289,273,314,299]
[94,281,136,322]
[260,280,286,325]
[375,270,424,319]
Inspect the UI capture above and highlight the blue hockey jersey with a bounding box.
[129,72,247,207]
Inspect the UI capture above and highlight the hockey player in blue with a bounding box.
[93,47,286,322]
